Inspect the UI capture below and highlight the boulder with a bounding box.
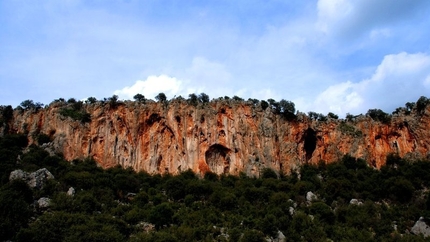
[37,197,51,209]
[306,191,317,202]
[289,207,295,216]
[67,187,75,196]
[10,168,54,189]
[349,199,363,205]
[411,217,430,237]
[9,169,27,181]
[274,230,286,242]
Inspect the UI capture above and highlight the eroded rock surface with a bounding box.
[411,217,430,237]
[9,168,54,189]
[6,100,430,175]
[37,197,51,209]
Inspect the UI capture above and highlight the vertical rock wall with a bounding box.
[5,100,430,176]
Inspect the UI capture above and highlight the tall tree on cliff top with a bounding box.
[155,93,167,103]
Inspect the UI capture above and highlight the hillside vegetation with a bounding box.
[1,134,430,241]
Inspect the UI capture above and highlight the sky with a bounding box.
[1,0,430,116]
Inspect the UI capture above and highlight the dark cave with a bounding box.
[303,128,317,162]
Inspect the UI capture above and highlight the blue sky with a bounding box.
[1,0,430,116]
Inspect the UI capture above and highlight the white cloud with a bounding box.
[249,88,281,101]
[114,57,235,101]
[317,0,430,39]
[310,52,430,115]
[114,75,185,100]
[316,0,352,33]
[313,81,363,115]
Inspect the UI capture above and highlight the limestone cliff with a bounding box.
[2,99,430,176]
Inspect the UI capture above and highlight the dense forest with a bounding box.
[1,132,430,241]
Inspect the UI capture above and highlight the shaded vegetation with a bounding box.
[59,100,91,123]
[1,134,430,241]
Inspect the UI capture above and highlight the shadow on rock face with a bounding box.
[303,128,316,162]
[205,144,231,174]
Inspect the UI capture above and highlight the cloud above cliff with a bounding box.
[114,75,186,100]
[312,52,430,115]
[1,1,430,116]
[317,0,430,39]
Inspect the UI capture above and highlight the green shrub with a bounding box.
[59,108,91,123]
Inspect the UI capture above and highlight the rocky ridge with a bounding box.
[2,99,430,176]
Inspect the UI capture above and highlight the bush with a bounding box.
[328,112,338,119]
[155,93,167,102]
[108,95,119,107]
[86,97,97,104]
[133,94,145,102]
[198,93,210,103]
[417,96,429,113]
[279,99,295,115]
[148,203,174,229]
[366,109,391,124]
[260,100,269,110]
[20,100,43,110]
[59,108,91,123]
[261,168,278,179]
[2,105,13,122]
[0,180,33,240]
[187,94,198,106]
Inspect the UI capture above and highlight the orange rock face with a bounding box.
[6,100,430,176]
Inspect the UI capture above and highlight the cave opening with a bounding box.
[146,113,161,126]
[303,128,317,162]
[205,144,231,174]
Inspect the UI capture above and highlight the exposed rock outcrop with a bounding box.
[4,100,430,175]
[350,199,363,206]
[306,191,318,202]
[67,187,75,196]
[37,197,51,209]
[9,168,54,189]
[411,217,430,237]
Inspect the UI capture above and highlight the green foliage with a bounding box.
[279,99,296,119]
[187,93,198,106]
[0,180,33,240]
[261,168,278,179]
[20,100,44,110]
[345,113,354,121]
[133,93,145,102]
[327,112,338,119]
[155,92,167,102]
[86,97,97,104]
[67,98,77,103]
[417,96,429,113]
[240,229,265,242]
[149,203,174,229]
[2,105,13,122]
[338,122,362,137]
[108,95,119,107]
[233,95,244,101]
[366,108,391,124]
[198,93,210,103]
[58,99,91,123]
[260,100,269,110]
[59,107,91,123]
[204,171,218,181]
[308,111,328,121]
[2,135,430,241]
